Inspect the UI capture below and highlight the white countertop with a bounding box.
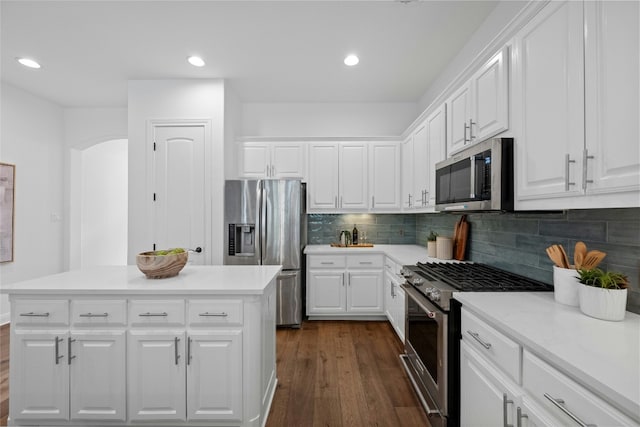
[0,265,282,295]
[305,244,441,266]
[455,292,640,421]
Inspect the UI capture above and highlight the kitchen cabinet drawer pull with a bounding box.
[503,393,514,427]
[469,119,476,140]
[543,393,596,427]
[20,312,50,317]
[138,312,168,317]
[174,337,181,365]
[516,407,528,427]
[467,330,492,349]
[359,261,373,265]
[79,312,109,318]
[198,312,228,317]
[54,336,64,364]
[565,154,576,191]
[68,338,76,365]
[320,261,334,265]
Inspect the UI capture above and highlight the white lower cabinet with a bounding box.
[307,254,384,318]
[460,306,639,427]
[384,257,405,342]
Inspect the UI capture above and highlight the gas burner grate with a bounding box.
[415,262,552,292]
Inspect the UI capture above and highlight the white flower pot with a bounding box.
[578,285,628,321]
[553,266,580,306]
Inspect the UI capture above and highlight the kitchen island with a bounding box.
[1,265,281,427]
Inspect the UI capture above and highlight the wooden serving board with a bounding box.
[453,215,469,261]
[330,243,375,248]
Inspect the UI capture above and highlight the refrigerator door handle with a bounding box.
[260,180,267,265]
[278,271,299,278]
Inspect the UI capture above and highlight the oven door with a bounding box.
[402,285,448,426]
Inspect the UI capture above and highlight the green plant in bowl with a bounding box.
[577,268,628,289]
[427,231,438,242]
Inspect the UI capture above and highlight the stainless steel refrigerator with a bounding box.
[224,180,306,327]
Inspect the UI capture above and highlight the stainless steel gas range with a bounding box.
[399,262,553,427]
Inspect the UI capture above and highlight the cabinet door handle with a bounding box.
[272,165,276,177]
[464,122,470,143]
[467,330,492,349]
[68,338,76,365]
[342,273,345,287]
[503,393,514,427]
[187,337,192,365]
[470,155,476,198]
[79,312,109,318]
[408,194,412,208]
[54,336,64,365]
[198,312,228,317]
[335,196,338,208]
[516,407,528,427]
[20,312,50,317]
[565,154,576,191]
[139,312,168,317]
[582,149,594,190]
[174,337,181,365]
[543,393,596,427]
[347,273,351,286]
[391,281,396,298]
[469,119,476,140]
[371,196,374,208]
[340,196,343,208]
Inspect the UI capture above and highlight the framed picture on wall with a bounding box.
[0,162,15,263]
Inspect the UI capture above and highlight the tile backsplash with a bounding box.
[307,208,640,313]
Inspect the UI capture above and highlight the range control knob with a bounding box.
[430,290,442,302]
[410,277,424,286]
[401,268,412,278]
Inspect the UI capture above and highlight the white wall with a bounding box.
[80,139,128,267]
[0,83,65,324]
[224,86,242,179]
[128,80,225,265]
[241,102,418,137]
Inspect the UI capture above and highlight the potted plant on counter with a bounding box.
[577,268,629,321]
[427,231,438,258]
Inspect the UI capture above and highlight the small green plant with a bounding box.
[427,231,438,242]
[577,268,628,290]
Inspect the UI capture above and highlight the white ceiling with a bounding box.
[1,0,499,108]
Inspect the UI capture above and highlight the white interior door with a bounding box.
[153,125,206,264]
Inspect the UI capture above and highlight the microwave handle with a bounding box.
[469,155,476,198]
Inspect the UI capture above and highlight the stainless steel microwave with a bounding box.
[435,138,514,211]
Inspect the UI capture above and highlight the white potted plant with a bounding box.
[577,268,629,321]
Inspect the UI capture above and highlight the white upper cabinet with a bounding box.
[514,0,639,209]
[308,143,340,211]
[369,142,401,211]
[339,143,368,210]
[402,104,446,211]
[238,142,306,179]
[447,47,509,156]
[583,0,640,197]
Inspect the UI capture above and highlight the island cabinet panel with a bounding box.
[187,330,243,421]
[128,331,187,421]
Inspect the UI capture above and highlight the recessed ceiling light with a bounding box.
[187,56,205,67]
[16,57,41,69]
[344,54,359,66]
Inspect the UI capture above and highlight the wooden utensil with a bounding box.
[546,245,565,268]
[558,244,570,269]
[581,250,607,270]
[453,215,469,261]
[574,241,587,269]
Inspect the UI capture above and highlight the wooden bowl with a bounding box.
[136,250,188,279]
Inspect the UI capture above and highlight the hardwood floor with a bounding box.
[0,321,429,427]
[266,321,429,427]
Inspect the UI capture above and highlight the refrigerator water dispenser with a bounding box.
[228,224,256,256]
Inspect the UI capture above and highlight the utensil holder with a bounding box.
[427,241,437,258]
[553,266,580,306]
[436,237,453,260]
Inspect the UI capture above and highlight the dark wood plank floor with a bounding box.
[0,321,429,427]
[266,321,429,427]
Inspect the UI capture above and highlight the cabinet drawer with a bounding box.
[308,255,346,268]
[461,308,521,383]
[346,254,383,268]
[71,299,127,327]
[129,299,185,327]
[522,350,636,427]
[12,299,69,327]
[187,299,243,327]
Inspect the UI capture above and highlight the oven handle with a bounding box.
[402,284,443,321]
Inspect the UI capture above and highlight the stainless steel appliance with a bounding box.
[224,179,306,327]
[435,138,514,212]
[400,262,552,427]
